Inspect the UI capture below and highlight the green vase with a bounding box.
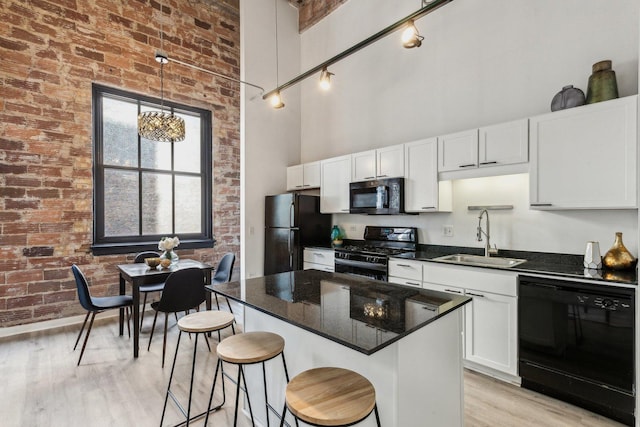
[586,60,618,104]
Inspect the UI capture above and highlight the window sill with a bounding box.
[91,238,216,256]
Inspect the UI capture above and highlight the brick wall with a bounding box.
[0,0,240,327]
[294,0,348,32]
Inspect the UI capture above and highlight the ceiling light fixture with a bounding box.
[138,0,185,143]
[401,20,423,48]
[270,91,285,109]
[319,67,333,91]
[262,0,452,103]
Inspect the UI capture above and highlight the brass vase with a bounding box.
[602,232,637,270]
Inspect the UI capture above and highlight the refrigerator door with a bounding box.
[265,193,296,228]
[264,228,299,275]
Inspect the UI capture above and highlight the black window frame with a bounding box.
[91,84,214,256]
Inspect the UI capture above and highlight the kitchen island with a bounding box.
[210,270,471,427]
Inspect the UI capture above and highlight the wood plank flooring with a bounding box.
[0,303,626,427]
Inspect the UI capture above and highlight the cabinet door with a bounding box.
[286,165,304,191]
[377,144,404,178]
[530,96,637,209]
[404,138,441,212]
[303,161,321,188]
[351,150,376,182]
[437,129,479,172]
[478,119,528,167]
[464,290,517,376]
[303,248,335,268]
[352,319,378,348]
[320,282,353,341]
[321,155,352,213]
[388,258,423,282]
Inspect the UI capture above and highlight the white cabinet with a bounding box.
[529,95,637,209]
[438,129,479,172]
[478,119,528,167]
[286,161,321,191]
[303,248,335,272]
[320,155,351,213]
[404,138,452,212]
[388,258,423,287]
[423,263,518,378]
[351,144,405,182]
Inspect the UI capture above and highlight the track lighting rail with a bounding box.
[262,0,453,101]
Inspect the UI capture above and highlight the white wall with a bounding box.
[241,0,301,279]
[296,0,640,255]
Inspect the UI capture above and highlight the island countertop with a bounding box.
[209,269,470,355]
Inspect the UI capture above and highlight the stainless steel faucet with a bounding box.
[477,209,498,257]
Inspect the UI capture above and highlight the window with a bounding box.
[92,84,213,255]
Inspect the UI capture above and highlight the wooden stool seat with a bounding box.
[285,367,377,426]
[217,331,285,364]
[178,310,235,333]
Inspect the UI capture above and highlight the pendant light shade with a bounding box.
[138,110,185,143]
[269,91,285,109]
[401,20,423,48]
[319,67,333,91]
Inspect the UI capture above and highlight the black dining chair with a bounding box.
[71,264,133,366]
[148,267,207,367]
[134,251,166,328]
[205,253,236,315]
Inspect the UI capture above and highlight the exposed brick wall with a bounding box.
[293,0,348,33]
[0,0,241,327]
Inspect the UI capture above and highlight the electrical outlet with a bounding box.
[443,225,454,237]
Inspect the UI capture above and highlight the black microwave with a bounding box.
[349,177,405,215]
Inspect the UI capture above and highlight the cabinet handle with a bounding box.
[378,174,388,178]
[341,286,349,290]
[322,267,333,272]
[396,264,412,267]
[530,203,553,207]
[445,289,462,294]
[422,306,437,311]
[314,253,325,257]
[467,292,485,298]
[341,209,350,212]
[479,161,498,165]
[295,185,304,188]
[363,176,375,179]
[458,163,477,168]
[406,281,420,286]
[365,324,376,329]
[302,184,310,187]
[421,206,435,210]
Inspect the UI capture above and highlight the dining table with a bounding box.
[117,259,214,357]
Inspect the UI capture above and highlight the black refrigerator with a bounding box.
[264,194,332,275]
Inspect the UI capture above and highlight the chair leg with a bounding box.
[126,306,131,338]
[74,312,91,350]
[214,294,221,310]
[225,297,234,315]
[162,312,169,367]
[148,310,159,351]
[77,312,97,366]
[204,334,211,352]
[140,293,148,328]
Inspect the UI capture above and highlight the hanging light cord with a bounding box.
[274,0,279,88]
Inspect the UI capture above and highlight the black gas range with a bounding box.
[334,226,417,281]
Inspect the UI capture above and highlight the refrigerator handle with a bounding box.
[289,202,295,228]
[288,229,293,269]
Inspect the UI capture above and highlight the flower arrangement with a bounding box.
[159,236,180,264]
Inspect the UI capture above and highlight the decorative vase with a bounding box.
[331,225,343,247]
[585,60,618,104]
[602,232,636,270]
[551,85,585,112]
[583,241,602,270]
[160,249,179,265]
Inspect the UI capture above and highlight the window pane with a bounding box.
[103,97,138,167]
[104,169,139,236]
[175,175,202,233]
[174,113,201,173]
[140,105,172,170]
[142,172,173,235]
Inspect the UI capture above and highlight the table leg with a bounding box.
[133,281,140,358]
[119,275,125,336]
[205,270,212,311]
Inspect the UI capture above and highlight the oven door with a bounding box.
[334,258,387,281]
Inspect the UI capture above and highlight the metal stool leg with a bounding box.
[239,365,256,426]
[204,358,226,427]
[262,362,270,427]
[185,334,199,426]
[373,403,381,427]
[160,331,183,426]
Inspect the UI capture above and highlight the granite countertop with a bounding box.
[393,244,637,286]
[210,270,470,354]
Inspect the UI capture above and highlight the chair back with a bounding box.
[213,253,235,284]
[134,251,161,263]
[71,264,96,311]
[156,268,206,313]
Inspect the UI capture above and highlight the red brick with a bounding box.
[0,283,27,297]
[43,289,76,304]
[7,294,43,309]
[28,280,61,294]
[0,309,33,324]
[0,235,28,246]
[7,270,44,284]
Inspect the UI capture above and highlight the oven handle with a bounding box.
[334,258,387,272]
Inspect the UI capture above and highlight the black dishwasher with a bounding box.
[518,275,635,426]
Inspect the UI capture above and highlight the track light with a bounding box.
[401,20,423,48]
[270,91,285,109]
[319,68,333,91]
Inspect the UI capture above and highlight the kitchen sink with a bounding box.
[433,254,527,268]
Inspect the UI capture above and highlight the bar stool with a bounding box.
[204,331,293,427]
[160,310,236,427]
[279,367,382,427]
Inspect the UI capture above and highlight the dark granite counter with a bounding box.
[393,244,637,285]
[210,270,470,354]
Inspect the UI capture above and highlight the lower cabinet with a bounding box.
[303,248,335,272]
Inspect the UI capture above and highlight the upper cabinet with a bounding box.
[321,154,352,214]
[438,120,529,178]
[352,144,404,182]
[286,161,321,191]
[404,138,452,212]
[529,95,637,209]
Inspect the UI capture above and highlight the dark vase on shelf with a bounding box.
[550,85,585,111]
[585,60,618,104]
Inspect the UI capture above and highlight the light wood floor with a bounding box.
[0,304,626,427]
